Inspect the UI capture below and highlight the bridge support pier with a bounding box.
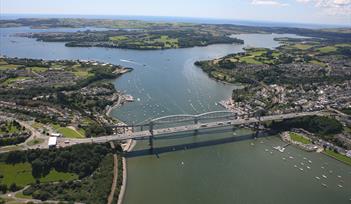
[149,123,154,153]
[253,122,259,138]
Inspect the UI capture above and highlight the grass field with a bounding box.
[15,192,32,199]
[31,122,44,129]
[239,56,263,64]
[324,149,351,166]
[309,60,327,67]
[291,43,314,50]
[0,122,22,134]
[27,66,48,73]
[317,46,337,53]
[26,138,45,146]
[72,70,94,78]
[109,35,129,41]
[52,124,85,138]
[0,64,19,70]
[289,132,311,144]
[3,77,30,85]
[0,162,78,186]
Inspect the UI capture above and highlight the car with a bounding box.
[217,122,223,125]
[227,121,231,124]
[200,124,207,127]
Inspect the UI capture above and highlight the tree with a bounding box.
[9,183,18,192]
[31,159,44,178]
[0,184,7,194]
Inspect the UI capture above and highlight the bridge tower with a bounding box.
[149,122,154,153]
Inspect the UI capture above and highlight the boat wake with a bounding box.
[120,59,144,66]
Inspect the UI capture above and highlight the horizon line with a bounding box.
[1,13,350,28]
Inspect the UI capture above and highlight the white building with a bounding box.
[48,137,57,148]
[346,150,351,158]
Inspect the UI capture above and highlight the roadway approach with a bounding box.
[62,110,327,150]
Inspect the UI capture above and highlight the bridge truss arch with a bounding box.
[149,110,240,125]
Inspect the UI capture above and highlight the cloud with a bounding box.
[296,0,351,15]
[251,0,290,6]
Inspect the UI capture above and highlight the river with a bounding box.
[0,27,350,204]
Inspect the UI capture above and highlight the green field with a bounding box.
[289,132,311,144]
[27,66,48,73]
[239,56,263,64]
[309,60,327,67]
[0,121,22,134]
[324,149,351,166]
[291,43,314,50]
[72,70,94,78]
[317,46,337,53]
[109,35,129,41]
[0,162,78,186]
[52,124,85,138]
[0,64,19,70]
[3,76,30,85]
[26,138,45,146]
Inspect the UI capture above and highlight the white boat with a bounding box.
[299,168,304,171]
[273,146,285,153]
[322,174,327,179]
[322,183,328,187]
[338,184,343,188]
[315,176,320,180]
[307,166,311,169]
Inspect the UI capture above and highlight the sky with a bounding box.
[0,0,350,26]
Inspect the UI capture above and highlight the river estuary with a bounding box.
[0,27,350,204]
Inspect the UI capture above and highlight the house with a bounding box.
[346,150,351,158]
[50,133,61,137]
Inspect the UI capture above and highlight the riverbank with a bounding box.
[106,90,136,204]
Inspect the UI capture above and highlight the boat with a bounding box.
[273,146,285,153]
[299,168,304,171]
[322,175,327,179]
[307,166,311,169]
[289,156,294,159]
[337,184,343,188]
[337,175,342,178]
[321,183,328,187]
[315,176,320,180]
[308,160,312,164]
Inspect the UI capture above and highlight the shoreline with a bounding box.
[106,93,136,204]
[118,139,136,204]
